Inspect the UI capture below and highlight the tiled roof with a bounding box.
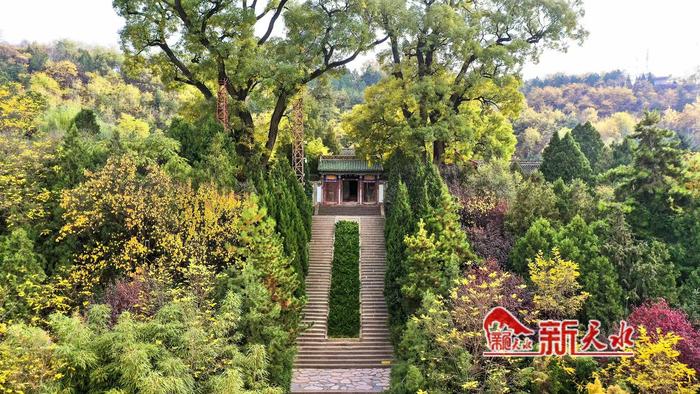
[512,160,542,175]
[317,155,383,173]
[471,159,542,175]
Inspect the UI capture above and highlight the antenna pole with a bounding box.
[292,96,305,184]
[217,78,229,130]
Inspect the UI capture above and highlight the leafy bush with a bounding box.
[627,299,700,373]
[598,326,699,393]
[390,292,474,394]
[392,261,533,393]
[23,156,303,388]
[464,200,514,265]
[0,228,46,323]
[0,294,286,393]
[0,323,59,393]
[529,249,589,319]
[327,221,360,338]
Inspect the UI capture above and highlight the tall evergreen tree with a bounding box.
[597,211,679,309]
[505,173,560,236]
[540,132,592,183]
[617,112,690,240]
[509,217,556,275]
[571,122,605,171]
[556,216,624,326]
[607,136,636,169]
[72,109,100,135]
[384,180,413,344]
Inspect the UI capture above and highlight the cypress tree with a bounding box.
[72,108,100,135]
[384,180,413,344]
[556,216,624,326]
[509,217,556,275]
[540,132,592,183]
[253,159,311,292]
[571,122,605,172]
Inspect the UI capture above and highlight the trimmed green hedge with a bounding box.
[328,220,361,337]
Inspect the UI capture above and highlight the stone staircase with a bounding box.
[317,205,382,217]
[291,215,393,392]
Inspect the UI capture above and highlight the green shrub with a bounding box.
[0,295,285,393]
[328,221,360,337]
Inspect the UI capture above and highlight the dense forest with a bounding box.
[0,0,699,392]
[516,70,700,158]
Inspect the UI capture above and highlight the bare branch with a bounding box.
[303,35,389,83]
[157,41,213,99]
[258,0,288,45]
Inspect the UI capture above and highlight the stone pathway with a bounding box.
[291,213,393,393]
[290,368,390,393]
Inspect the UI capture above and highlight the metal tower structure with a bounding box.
[216,79,228,130]
[291,96,305,183]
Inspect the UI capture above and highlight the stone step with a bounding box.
[293,215,393,387]
[298,343,394,350]
[293,361,393,369]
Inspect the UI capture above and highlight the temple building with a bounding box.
[312,149,385,207]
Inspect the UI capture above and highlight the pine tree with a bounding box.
[597,211,679,308]
[540,132,592,183]
[571,122,605,172]
[618,112,690,240]
[608,136,635,169]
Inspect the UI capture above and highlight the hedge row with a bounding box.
[327,220,361,337]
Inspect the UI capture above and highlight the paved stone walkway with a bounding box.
[290,368,390,392]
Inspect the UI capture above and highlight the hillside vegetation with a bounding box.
[0,0,698,391]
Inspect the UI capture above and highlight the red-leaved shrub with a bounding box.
[102,277,144,323]
[628,299,700,373]
[462,199,514,264]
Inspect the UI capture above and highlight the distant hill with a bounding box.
[514,70,700,159]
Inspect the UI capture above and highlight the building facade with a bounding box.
[312,150,385,206]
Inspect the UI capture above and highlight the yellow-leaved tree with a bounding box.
[32,155,301,319]
[0,82,47,135]
[529,248,589,319]
[597,326,699,393]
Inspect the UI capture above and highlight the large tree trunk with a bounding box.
[262,90,290,165]
[433,140,445,165]
[231,104,256,164]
